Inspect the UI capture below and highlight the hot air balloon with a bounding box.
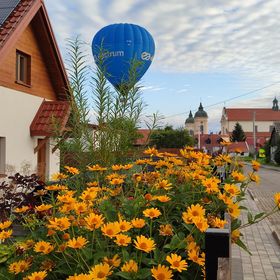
[92,23,155,90]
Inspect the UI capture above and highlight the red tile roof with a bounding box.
[227,142,249,153]
[30,100,70,136]
[0,0,34,49]
[225,108,280,121]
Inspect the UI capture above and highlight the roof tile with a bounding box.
[30,101,71,136]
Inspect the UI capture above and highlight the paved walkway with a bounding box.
[232,193,280,280]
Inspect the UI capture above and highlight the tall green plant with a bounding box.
[55,37,148,169]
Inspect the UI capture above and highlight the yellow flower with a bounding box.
[90,263,112,279]
[9,260,31,274]
[111,164,123,171]
[80,189,98,201]
[87,164,107,171]
[212,217,227,229]
[224,184,240,197]
[248,172,260,183]
[84,213,104,231]
[114,234,132,246]
[251,160,261,171]
[64,165,80,175]
[188,249,205,266]
[26,271,47,280]
[67,274,92,280]
[193,217,209,232]
[103,254,121,267]
[155,179,172,190]
[0,229,12,240]
[131,218,146,228]
[74,202,88,215]
[143,208,161,219]
[231,229,241,243]
[134,235,156,253]
[57,193,76,204]
[144,147,160,156]
[182,204,205,224]
[227,203,240,219]
[45,184,68,191]
[109,178,124,185]
[118,219,133,232]
[151,264,173,280]
[202,177,220,193]
[154,195,171,202]
[47,217,71,231]
[159,224,174,236]
[218,192,233,205]
[166,253,188,272]
[67,236,88,249]
[86,181,99,187]
[123,164,133,170]
[35,204,53,212]
[274,193,280,207]
[34,241,54,254]
[101,222,121,238]
[121,260,138,273]
[14,205,29,213]
[231,170,246,182]
[51,172,68,180]
[0,220,12,230]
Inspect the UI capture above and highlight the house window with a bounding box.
[0,137,6,175]
[16,50,31,85]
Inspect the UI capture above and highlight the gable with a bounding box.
[0,0,69,100]
[0,22,57,100]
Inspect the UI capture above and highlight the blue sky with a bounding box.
[44,0,280,132]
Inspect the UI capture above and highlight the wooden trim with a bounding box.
[0,174,7,178]
[34,136,49,154]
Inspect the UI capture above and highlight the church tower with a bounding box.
[185,111,195,136]
[194,103,208,135]
[272,97,279,111]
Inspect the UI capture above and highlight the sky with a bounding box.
[44,0,280,133]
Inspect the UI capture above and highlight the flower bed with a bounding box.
[0,147,279,280]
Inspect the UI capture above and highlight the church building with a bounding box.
[185,103,208,136]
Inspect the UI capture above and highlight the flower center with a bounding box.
[173,261,180,267]
[106,229,113,235]
[97,271,105,278]
[192,210,199,216]
[139,242,148,250]
[157,273,166,280]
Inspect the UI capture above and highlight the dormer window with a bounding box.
[16,50,31,86]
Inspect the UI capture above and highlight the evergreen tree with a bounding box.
[230,122,246,142]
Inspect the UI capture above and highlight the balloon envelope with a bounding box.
[92,23,155,89]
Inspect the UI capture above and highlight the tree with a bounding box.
[230,122,246,142]
[150,126,194,148]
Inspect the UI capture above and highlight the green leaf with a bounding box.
[138,268,151,279]
[254,212,265,220]
[115,271,134,279]
[247,212,253,223]
[236,239,252,255]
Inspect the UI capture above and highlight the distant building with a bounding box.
[185,103,208,136]
[220,98,280,148]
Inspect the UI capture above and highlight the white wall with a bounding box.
[0,86,60,179]
[227,121,273,132]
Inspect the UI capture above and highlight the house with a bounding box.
[0,0,70,180]
[220,98,280,149]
